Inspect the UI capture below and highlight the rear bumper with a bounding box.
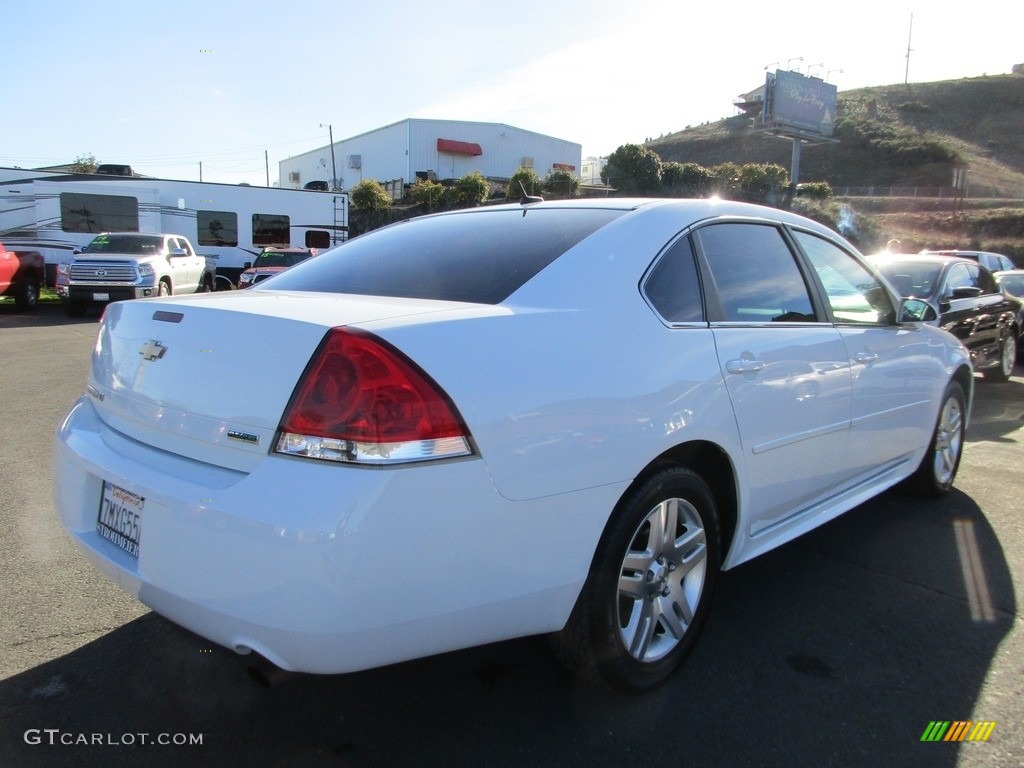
[53,397,613,673]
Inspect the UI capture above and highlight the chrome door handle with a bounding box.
[726,359,767,374]
[854,351,879,364]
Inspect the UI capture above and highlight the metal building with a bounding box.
[279,118,582,192]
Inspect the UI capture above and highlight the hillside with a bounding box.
[646,74,1024,255]
[648,74,1024,195]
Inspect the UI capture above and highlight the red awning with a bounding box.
[436,138,483,156]
[552,163,576,171]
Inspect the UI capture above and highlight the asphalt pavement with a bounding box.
[1,301,1021,768]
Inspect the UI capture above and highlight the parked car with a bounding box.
[920,249,1016,273]
[54,198,972,692]
[869,253,1018,381]
[0,241,44,310]
[993,269,1024,360]
[237,246,318,289]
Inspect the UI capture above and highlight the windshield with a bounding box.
[872,260,943,299]
[83,234,164,255]
[263,207,625,304]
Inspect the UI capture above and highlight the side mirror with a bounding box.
[72,248,82,255]
[242,261,252,270]
[951,286,982,299]
[169,247,187,258]
[898,298,938,323]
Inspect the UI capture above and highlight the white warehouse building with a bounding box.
[279,118,582,193]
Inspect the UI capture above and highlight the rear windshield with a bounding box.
[255,252,310,268]
[261,207,625,304]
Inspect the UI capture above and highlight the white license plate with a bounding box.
[97,481,144,558]
[93,292,110,301]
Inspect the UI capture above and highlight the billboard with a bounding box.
[763,70,838,137]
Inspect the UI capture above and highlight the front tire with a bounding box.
[552,467,721,692]
[157,280,171,297]
[905,380,966,498]
[14,278,38,310]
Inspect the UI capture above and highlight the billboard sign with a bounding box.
[766,70,838,137]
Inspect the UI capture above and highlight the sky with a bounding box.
[2,0,1018,187]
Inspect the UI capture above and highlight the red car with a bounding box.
[0,242,45,310]
[237,247,317,289]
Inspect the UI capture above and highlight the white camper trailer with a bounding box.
[0,168,349,287]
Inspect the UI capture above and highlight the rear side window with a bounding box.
[265,208,625,304]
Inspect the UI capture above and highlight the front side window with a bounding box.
[794,230,895,325]
[60,193,139,233]
[695,222,816,323]
[942,263,974,298]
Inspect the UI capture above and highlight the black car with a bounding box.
[869,254,1018,381]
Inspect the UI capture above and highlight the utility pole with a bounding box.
[321,123,338,191]
[265,150,270,187]
[905,13,914,84]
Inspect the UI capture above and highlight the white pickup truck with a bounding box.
[57,232,216,317]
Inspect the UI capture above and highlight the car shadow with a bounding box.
[0,301,101,327]
[967,373,1024,443]
[0,490,1013,767]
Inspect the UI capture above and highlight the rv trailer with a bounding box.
[0,168,349,287]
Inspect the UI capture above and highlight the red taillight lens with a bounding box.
[275,328,472,464]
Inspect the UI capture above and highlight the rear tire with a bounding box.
[158,280,171,297]
[552,467,721,692]
[904,380,966,498]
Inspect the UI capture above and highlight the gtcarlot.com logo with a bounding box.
[24,729,203,747]
[921,721,996,743]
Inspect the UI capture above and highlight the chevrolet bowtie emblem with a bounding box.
[139,340,167,361]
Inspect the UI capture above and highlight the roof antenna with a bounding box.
[518,181,543,206]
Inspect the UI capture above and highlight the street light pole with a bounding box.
[320,123,338,191]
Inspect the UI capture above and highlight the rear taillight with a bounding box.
[275,327,473,465]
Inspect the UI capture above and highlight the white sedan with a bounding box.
[54,198,971,692]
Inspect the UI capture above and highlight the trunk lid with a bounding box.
[88,290,480,471]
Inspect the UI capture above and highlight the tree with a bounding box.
[542,168,580,198]
[70,153,98,173]
[451,171,489,206]
[350,179,392,211]
[601,144,662,194]
[507,167,542,199]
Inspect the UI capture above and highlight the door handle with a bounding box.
[854,351,879,364]
[726,359,767,374]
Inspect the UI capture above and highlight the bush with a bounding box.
[661,162,710,196]
[410,179,445,207]
[451,171,489,206]
[507,167,542,199]
[542,168,580,198]
[350,179,392,211]
[796,181,834,200]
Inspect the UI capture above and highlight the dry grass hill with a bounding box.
[645,73,1024,257]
